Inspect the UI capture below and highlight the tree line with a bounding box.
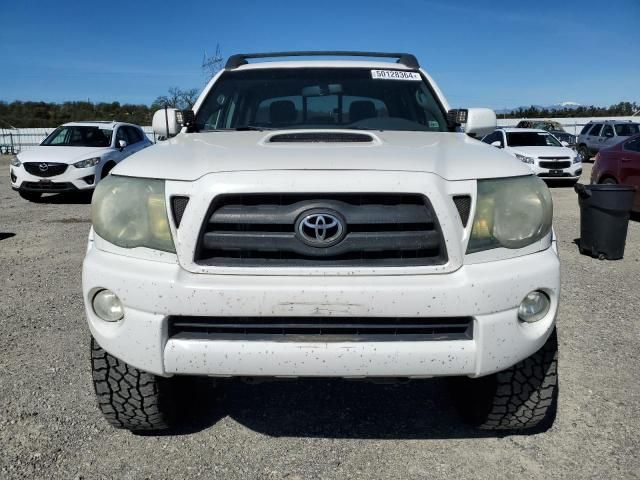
[1,97,637,128]
[502,102,639,119]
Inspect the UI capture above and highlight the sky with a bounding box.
[1,0,639,110]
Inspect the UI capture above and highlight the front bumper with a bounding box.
[529,163,582,179]
[83,244,560,379]
[10,165,96,192]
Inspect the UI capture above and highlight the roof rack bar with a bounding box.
[225,51,420,70]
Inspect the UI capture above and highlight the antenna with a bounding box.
[202,44,223,80]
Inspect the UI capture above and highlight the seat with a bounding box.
[269,100,297,126]
[349,101,377,123]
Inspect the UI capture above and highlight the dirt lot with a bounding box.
[0,155,638,479]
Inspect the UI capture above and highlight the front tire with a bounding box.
[91,338,177,431]
[452,328,558,430]
[19,190,41,202]
[578,145,590,162]
[600,177,617,185]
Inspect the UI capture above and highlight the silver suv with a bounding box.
[577,120,639,160]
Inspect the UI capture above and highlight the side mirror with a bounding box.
[491,141,502,148]
[117,139,127,150]
[152,108,181,138]
[449,108,497,138]
[561,140,569,147]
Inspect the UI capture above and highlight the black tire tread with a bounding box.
[478,329,558,430]
[91,338,175,431]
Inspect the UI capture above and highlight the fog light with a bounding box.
[92,289,124,322]
[518,291,550,323]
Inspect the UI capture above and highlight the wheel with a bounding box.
[100,162,116,179]
[600,177,617,185]
[451,328,558,430]
[18,190,41,202]
[91,337,177,431]
[578,145,590,162]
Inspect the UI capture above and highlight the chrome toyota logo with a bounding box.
[296,210,346,247]
[38,163,49,172]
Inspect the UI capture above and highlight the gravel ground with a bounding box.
[1,156,638,479]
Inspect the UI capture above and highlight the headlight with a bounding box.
[73,157,101,168]
[92,175,175,252]
[467,176,553,253]
[515,153,535,164]
[573,155,581,164]
[10,156,21,167]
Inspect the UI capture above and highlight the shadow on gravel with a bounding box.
[157,378,552,439]
[31,192,93,205]
[0,232,16,241]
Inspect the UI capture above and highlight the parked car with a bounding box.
[482,128,581,182]
[516,120,576,148]
[9,121,152,201]
[577,120,640,162]
[591,133,640,212]
[84,51,559,433]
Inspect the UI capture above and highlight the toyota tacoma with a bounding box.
[84,51,559,432]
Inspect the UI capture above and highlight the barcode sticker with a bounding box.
[371,70,421,81]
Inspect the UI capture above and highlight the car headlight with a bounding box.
[73,157,101,168]
[573,155,581,164]
[10,156,21,167]
[92,175,175,252]
[514,153,535,164]
[467,176,553,253]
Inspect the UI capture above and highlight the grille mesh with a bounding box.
[171,196,190,227]
[23,162,68,178]
[453,195,472,227]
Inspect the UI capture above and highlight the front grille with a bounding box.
[23,162,68,177]
[21,181,76,192]
[195,193,447,267]
[168,316,473,341]
[539,160,571,169]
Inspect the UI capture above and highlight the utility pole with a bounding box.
[202,44,223,81]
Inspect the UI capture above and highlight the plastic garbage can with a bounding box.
[574,183,636,260]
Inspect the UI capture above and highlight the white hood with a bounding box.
[113,130,532,182]
[509,146,575,158]
[17,146,109,165]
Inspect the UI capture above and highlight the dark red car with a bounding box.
[591,133,640,212]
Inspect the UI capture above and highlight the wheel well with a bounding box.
[101,161,117,178]
[598,174,617,184]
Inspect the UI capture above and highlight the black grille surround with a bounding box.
[195,193,448,267]
[168,316,473,342]
[23,162,68,177]
[538,160,571,169]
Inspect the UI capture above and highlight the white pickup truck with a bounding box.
[84,51,559,432]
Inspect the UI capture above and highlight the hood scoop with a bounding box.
[268,132,374,143]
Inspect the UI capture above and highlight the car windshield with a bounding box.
[41,126,113,147]
[614,123,640,136]
[506,132,561,147]
[195,68,448,132]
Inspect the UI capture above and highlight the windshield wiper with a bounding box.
[232,126,272,131]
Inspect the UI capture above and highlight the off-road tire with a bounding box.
[91,338,177,431]
[452,328,558,431]
[19,191,41,202]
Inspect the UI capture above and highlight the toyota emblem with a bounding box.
[296,210,346,247]
[38,163,49,172]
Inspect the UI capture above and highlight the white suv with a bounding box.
[10,121,151,201]
[483,128,582,182]
[84,52,559,432]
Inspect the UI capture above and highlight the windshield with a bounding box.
[41,126,113,147]
[614,123,640,136]
[506,132,562,147]
[195,68,448,132]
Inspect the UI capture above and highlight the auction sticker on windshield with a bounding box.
[371,70,421,80]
